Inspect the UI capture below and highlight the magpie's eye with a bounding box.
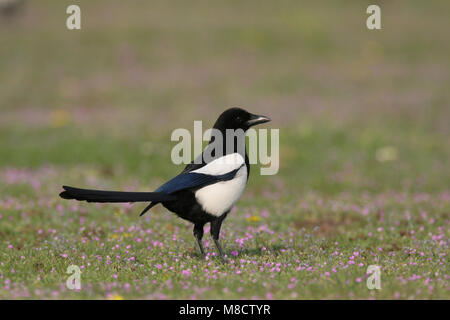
[236,116,242,122]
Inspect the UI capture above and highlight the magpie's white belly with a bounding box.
[194,165,247,217]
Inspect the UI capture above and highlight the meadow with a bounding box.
[0,1,448,299]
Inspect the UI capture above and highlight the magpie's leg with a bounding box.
[211,218,227,263]
[193,224,205,258]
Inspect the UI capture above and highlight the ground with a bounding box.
[0,1,448,299]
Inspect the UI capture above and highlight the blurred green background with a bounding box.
[1,0,449,194]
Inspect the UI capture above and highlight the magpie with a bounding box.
[59,107,270,262]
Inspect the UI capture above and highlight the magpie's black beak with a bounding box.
[246,114,271,127]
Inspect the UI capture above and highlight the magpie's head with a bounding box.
[213,107,271,132]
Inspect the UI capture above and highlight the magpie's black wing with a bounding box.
[140,152,246,216]
[155,168,242,194]
[139,166,243,216]
[181,145,249,175]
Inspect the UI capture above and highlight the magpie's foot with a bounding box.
[197,250,206,260]
[195,239,206,259]
[213,238,228,263]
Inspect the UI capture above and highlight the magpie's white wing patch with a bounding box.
[192,153,245,176]
[195,164,248,217]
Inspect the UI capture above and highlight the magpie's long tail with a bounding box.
[59,185,176,204]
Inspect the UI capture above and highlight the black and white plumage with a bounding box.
[59,107,270,261]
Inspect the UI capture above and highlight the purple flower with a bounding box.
[181,270,191,276]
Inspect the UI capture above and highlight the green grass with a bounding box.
[0,0,448,299]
